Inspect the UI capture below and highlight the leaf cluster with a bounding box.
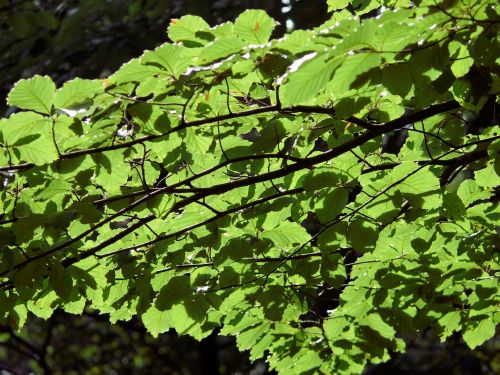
[0,1,499,373]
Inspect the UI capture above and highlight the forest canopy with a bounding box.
[0,0,499,373]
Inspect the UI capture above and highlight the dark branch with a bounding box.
[0,100,465,291]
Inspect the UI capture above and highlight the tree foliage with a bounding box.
[0,0,499,373]
[0,0,328,115]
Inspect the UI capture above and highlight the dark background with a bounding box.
[0,1,497,374]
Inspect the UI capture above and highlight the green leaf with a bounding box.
[474,161,500,189]
[280,52,342,107]
[261,221,310,248]
[348,219,379,253]
[169,301,211,339]
[142,43,190,78]
[142,305,172,338]
[392,162,442,209]
[302,168,340,192]
[327,0,351,12]
[48,260,73,300]
[62,296,86,315]
[316,187,348,222]
[449,41,473,78]
[108,58,156,84]
[438,311,462,341]
[382,63,413,98]
[168,15,211,45]
[92,151,130,194]
[237,320,273,354]
[128,103,171,134]
[463,318,496,349]
[234,9,275,44]
[156,276,191,310]
[7,75,56,114]
[199,36,246,65]
[184,127,212,156]
[457,179,490,206]
[54,78,103,109]
[27,292,58,320]
[328,53,381,94]
[321,253,346,287]
[147,194,175,218]
[0,112,58,165]
[362,313,396,340]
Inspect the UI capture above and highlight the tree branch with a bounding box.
[2,100,457,173]
[0,100,465,291]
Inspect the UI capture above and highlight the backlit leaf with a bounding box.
[7,75,56,114]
